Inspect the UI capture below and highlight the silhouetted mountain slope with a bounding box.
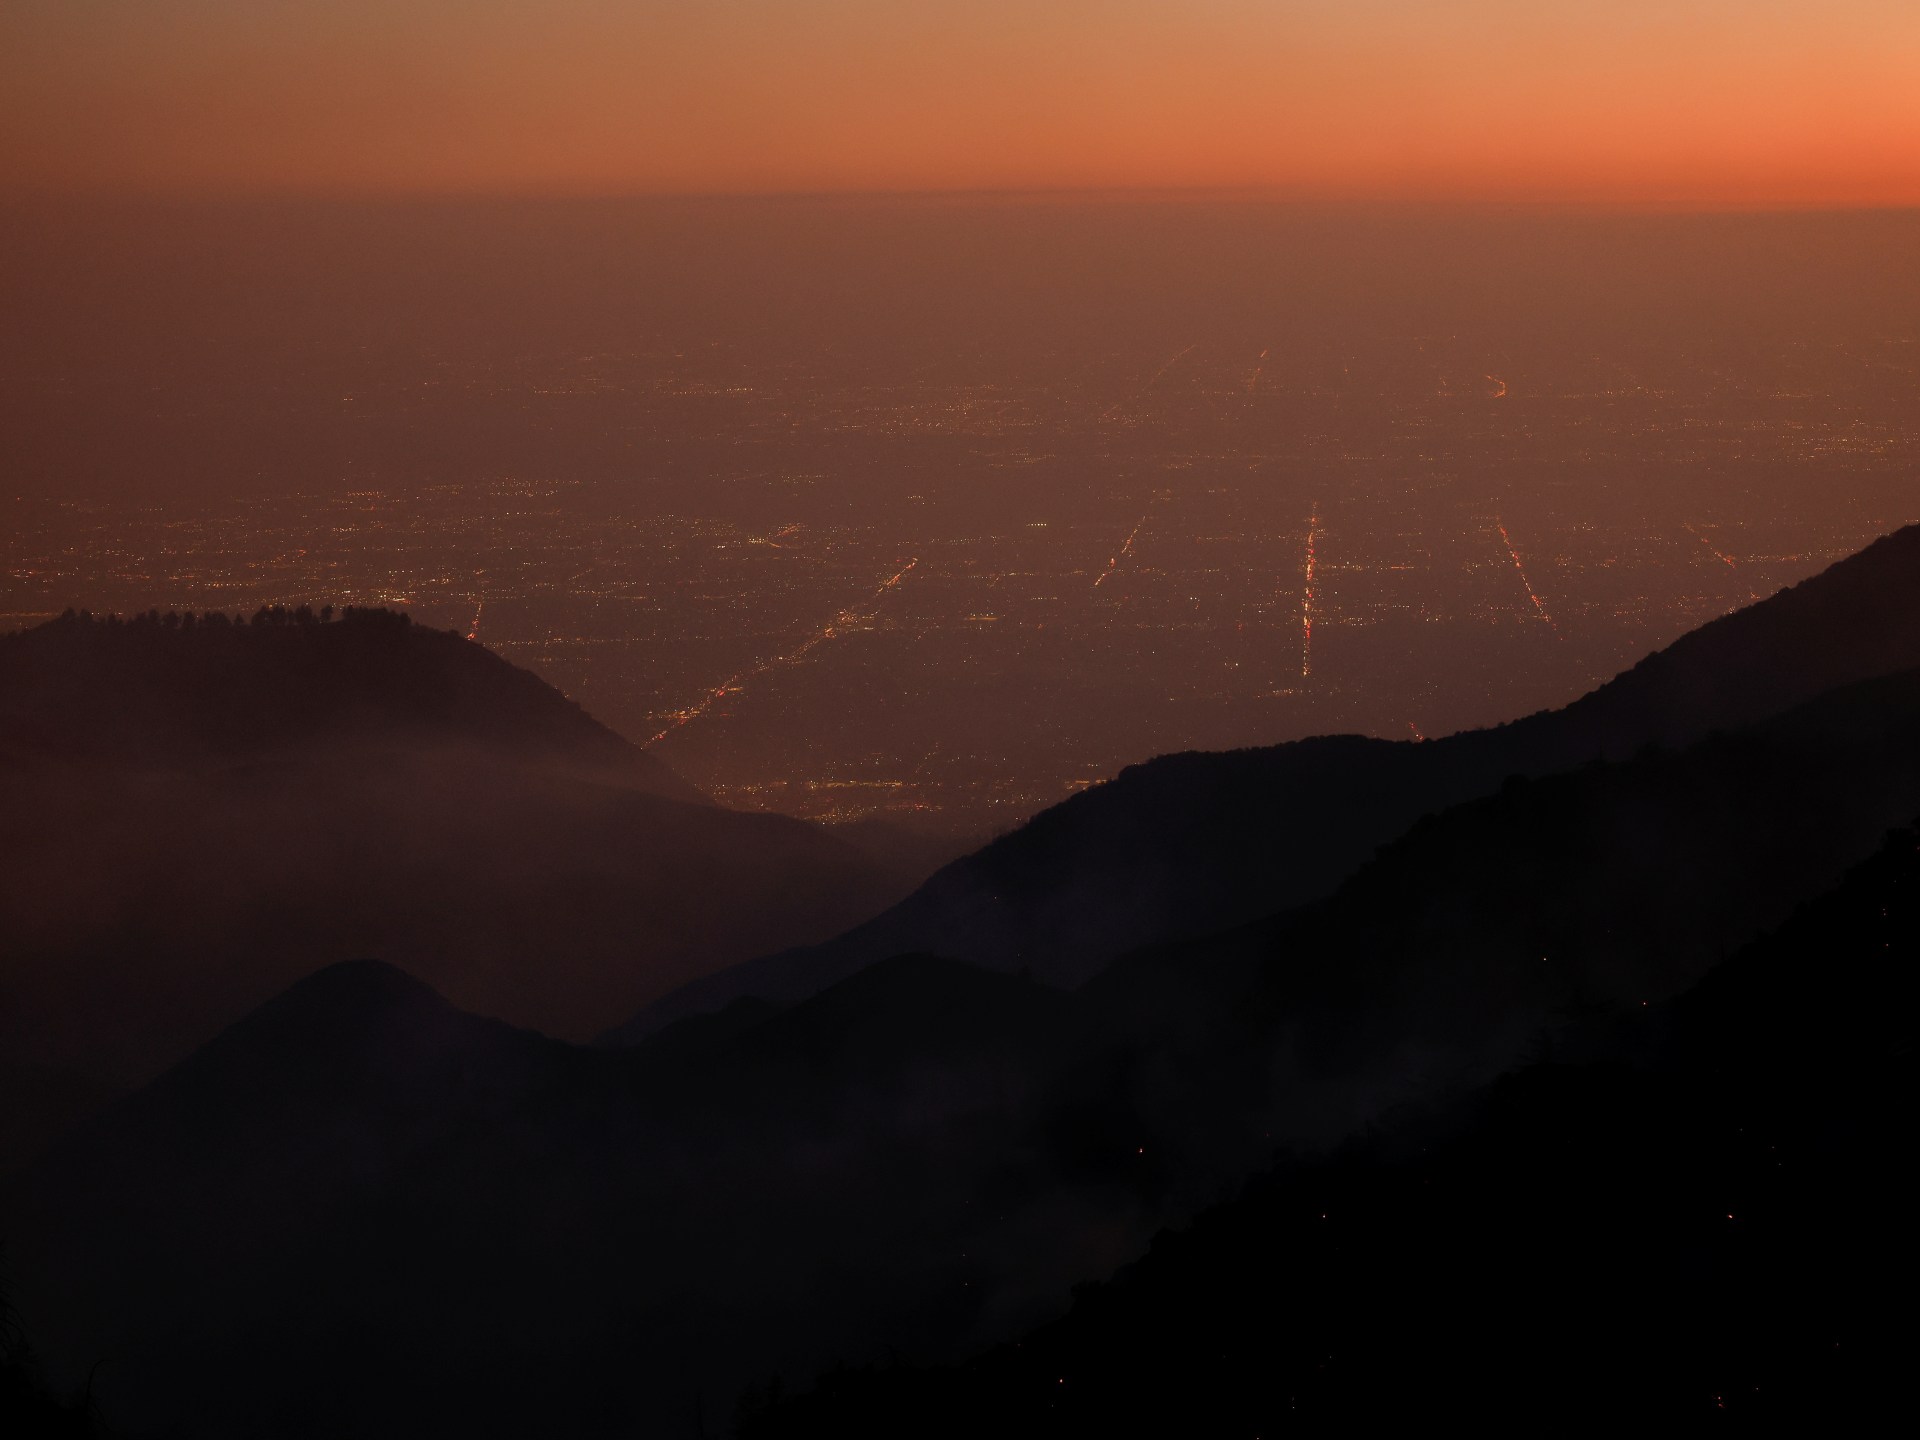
[824,816,984,885]
[99,959,570,1150]
[615,736,1445,1038]
[0,609,926,1168]
[12,658,1919,1438]
[28,960,576,1303]
[11,960,599,1440]
[745,822,1919,1436]
[1,1260,99,1440]
[1524,523,1920,752]
[8,953,1078,1439]
[1044,664,1920,1200]
[748,955,1070,1077]
[615,523,1920,1036]
[0,605,698,799]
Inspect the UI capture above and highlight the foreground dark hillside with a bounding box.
[748,820,1918,1435]
[621,524,1920,1036]
[2,1265,98,1440]
[0,607,921,1168]
[1031,663,1920,1196]
[9,646,1919,1435]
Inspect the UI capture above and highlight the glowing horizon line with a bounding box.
[11,178,1918,217]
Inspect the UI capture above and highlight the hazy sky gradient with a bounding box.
[3,1,1917,203]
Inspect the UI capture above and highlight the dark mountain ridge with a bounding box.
[0,604,698,799]
[12,649,1920,1436]
[1048,661,1920,1195]
[746,819,1919,1435]
[0,607,925,1170]
[615,522,1920,1037]
[10,948,1080,1438]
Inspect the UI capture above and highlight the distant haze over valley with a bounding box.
[3,198,1917,831]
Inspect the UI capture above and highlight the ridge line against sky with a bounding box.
[2,1,1917,206]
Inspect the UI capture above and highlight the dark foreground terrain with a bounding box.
[3,529,1918,1435]
[746,821,1917,1434]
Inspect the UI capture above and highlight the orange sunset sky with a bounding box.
[2,1,1917,205]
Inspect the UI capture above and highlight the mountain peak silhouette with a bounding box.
[615,524,1920,1037]
[248,956,454,1029]
[0,606,702,801]
[0,608,933,1164]
[1517,521,1920,754]
[14,545,1920,1437]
